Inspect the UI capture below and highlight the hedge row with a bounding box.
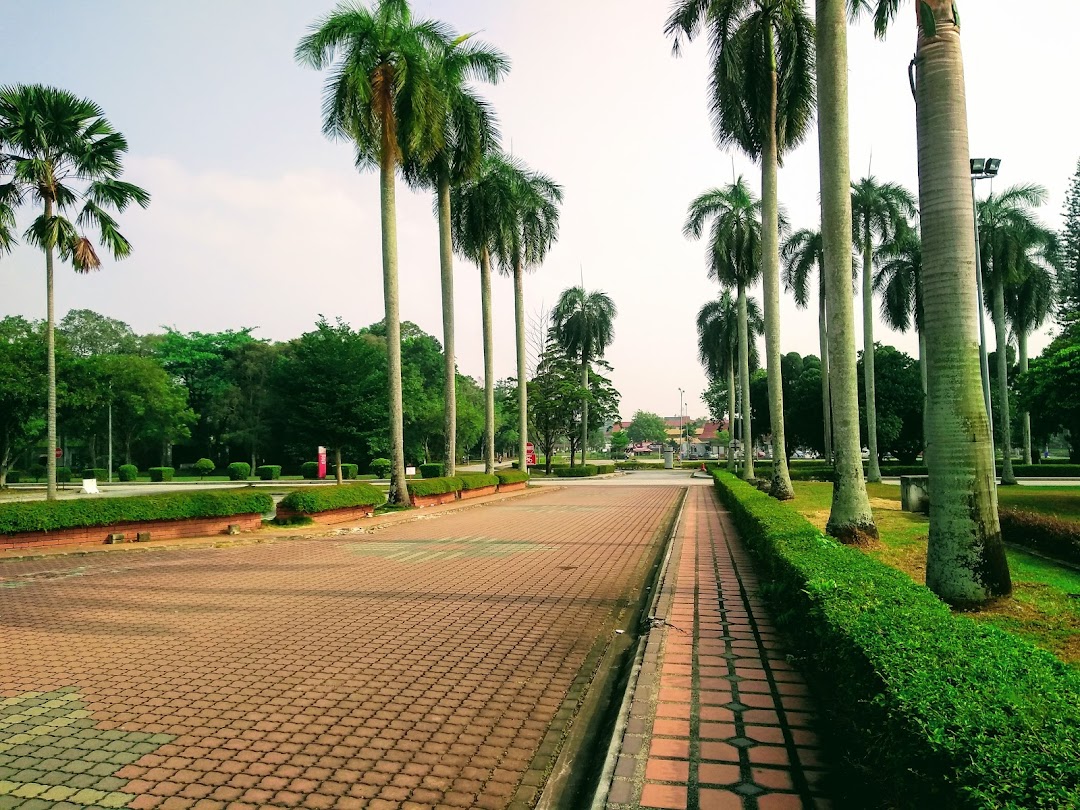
[407,476,463,497]
[710,469,1080,808]
[149,467,174,482]
[1000,508,1080,567]
[278,482,384,515]
[458,473,499,490]
[0,489,274,535]
[257,465,281,480]
[495,469,529,485]
[553,465,600,478]
[419,463,444,479]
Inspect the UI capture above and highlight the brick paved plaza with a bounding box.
[0,486,679,810]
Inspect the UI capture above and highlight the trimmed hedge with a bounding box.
[277,482,384,515]
[419,463,444,479]
[148,467,174,482]
[57,467,73,483]
[300,461,320,480]
[118,464,138,482]
[1000,508,1080,567]
[711,469,1080,808]
[256,465,282,481]
[82,468,107,481]
[553,465,599,478]
[496,469,529,485]
[332,463,358,480]
[0,489,273,535]
[370,458,392,478]
[407,476,463,497]
[227,462,251,481]
[458,473,499,490]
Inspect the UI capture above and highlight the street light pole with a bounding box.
[678,388,684,460]
[970,157,1000,477]
[107,387,113,484]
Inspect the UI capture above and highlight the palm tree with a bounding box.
[853,0,1011,603]
[697,292,763,472]
[813,0,877,543]
[1004,241,1057,465]
[667,0,815,501]
[851,177,916,482]
[551,286,617,468]
[978,183,1057,483]
[451,152,518,474]
[876,226,928,457]
[0,84,150,500]
[401,34,508,476]
[684,179,764,481]
[296,0,451,505]
[488,156,562,474]
[781,228,833,464]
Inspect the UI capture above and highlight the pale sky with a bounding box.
[1,1,1077,420]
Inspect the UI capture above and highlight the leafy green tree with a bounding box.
[814,0,877,544]
[853,0,1010,603]
[103,355,195,466]
[297,0,450,504]
[216,341,280,470]
[667,0,814,501]
[852,177,917,482]
[785,358,827,456]
[978,184,1059,483]
[1019,320,1080,461]
[626,411,668,448]
[610,430,630,458]
[1059,158,1080,323]
[529,340,581,474]
[454,375,485,460]
[0,84,150,499]
[857,345,924,464]
[551,286,617,467]
[58,309,143,357]
[402,32,508,475]
[566,359,620,464]
[684,179,765,480]
[493,378,519,459]
[0,317,46,486]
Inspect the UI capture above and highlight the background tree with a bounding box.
[1019,320,1080,461]
[216,341,281,470]
[684,179,766,480]
[1058,158,1080,323]
[0,84,150,498]
[851,176,916,481]
[667,0,815,500]
[0,317,46,487]
[58,310,143,357]
[855,0,1011,604]
[782,228,833,463]
[402,32,507,476]
[610,430,630,459]
[813,0,877,543]
[626,411,668,450]
[297,0,451,504]
[565,359,620,464]
[551,286,617,467]
[103,355,195,465]
[856,345,924,463]
[529,339,581,474]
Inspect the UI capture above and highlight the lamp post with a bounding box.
[678,387,684,461]
[970,157,1000,474]
[107,390,113,484]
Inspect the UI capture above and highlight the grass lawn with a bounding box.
[786,481,1080,667]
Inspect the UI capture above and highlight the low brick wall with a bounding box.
[0,513,263,552]
[410,491,459,508]
[497,481,527,493]
[275,504,375,525]
[459,485,498,501]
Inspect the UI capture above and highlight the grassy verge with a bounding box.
[786,481,1080,666]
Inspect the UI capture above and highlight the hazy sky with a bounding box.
[2,1,1077,420]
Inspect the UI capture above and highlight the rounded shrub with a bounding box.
[419,463,444,479]
[227,462,251,481]
[300,461,320,480]
[256,465,282,481]
[82,468,108,481]
[118,464,139,482]
[370,458,392,478]
[56,467,73,483]
[193,458,216,478]
[148,467,175,482]
[333,463,358,480]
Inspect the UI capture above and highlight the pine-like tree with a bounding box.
[1060,158,1080,323]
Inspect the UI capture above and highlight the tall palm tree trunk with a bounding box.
[480,247,496,475]
[916,2,1010,603]
[761,30,793,500]
[818,279,833,464]
[919,331,929,464]
[380,150,410,506]
[815,0,876,542]
[862,230,882,482]
[44,198,58,501]
[514,258,529,476]
[1019,330,1032,465]
[580,355,589,467]
[992,279,1017,484]
[727,359,737,473]
[737,283,754,481]
[437,175,456,476]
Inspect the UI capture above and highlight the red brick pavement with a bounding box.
[604,487,830,810]
[0,485,679,809]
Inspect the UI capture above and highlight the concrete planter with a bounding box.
[459,485,498,500]
[900,475,930,515]
[409,491,460,508]
[496,481,527,493]
[0,513,263,552]
[275,504,375,525]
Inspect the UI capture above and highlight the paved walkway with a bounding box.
[0,486,679,810]
[602,487,830,810]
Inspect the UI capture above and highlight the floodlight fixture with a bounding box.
[970,157,985,175]
[984,158,1001,177]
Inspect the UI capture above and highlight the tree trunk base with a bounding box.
[769,476,795,501]
[826,518,880,546]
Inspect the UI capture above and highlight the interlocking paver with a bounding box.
[0,485,679,808]
[604,486,832,809]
